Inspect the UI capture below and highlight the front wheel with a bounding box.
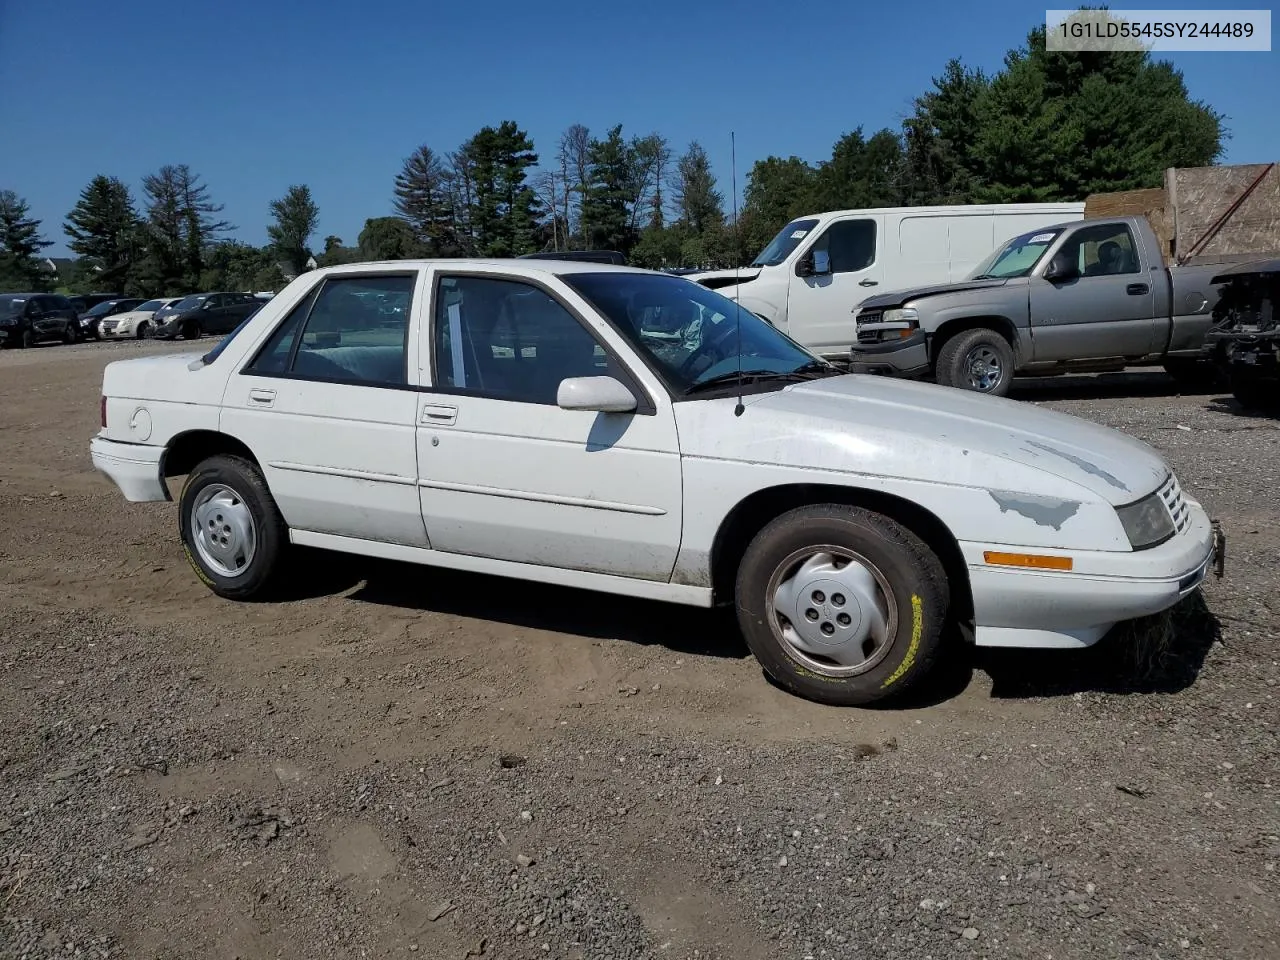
[179,454,287,600]
[181,319,201,340]
[935,328,1015,397]
[136,321,149,340]
[735,504,950,706]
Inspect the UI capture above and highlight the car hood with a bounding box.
[679,375,1167,507]
[684,266,763,286]
[106,310,149,324]
[858,277,1011,310]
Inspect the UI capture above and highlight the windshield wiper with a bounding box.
[685,361,835,395]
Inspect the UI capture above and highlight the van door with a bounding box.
[786,216,884,356]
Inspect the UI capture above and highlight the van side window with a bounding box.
[811,219,876,273]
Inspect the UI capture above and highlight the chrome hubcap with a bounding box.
[190,483,256,578]
[767,547,898,677]
[964,345,1003,391]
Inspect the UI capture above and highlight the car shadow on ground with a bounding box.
[277,548,749,661]
[975,591,1221,699]
[1207,396,1280,420]
[1007,371,1222,402]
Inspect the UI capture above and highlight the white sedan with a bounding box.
[98,298,181,340]
[89,260,1223,706]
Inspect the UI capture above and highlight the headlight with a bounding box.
[1116,491,1176,549]
[881,307,919,326]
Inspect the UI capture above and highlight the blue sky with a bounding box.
[1,0,1275,257]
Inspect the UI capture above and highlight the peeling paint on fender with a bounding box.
[988,490,1081,530]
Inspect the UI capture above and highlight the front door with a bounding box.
[220,271,429,547]
[786,216,884,356]
[416,271,683,581]
[1028,221,1159,362]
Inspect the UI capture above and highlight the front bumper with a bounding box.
[848,331,930,377]
[963,499,1222,649]
[100,322,137,339]
[90,436,169,502]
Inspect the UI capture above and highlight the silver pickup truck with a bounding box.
[848,215,1224,396]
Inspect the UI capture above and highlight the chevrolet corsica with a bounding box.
[90,260,1223,706]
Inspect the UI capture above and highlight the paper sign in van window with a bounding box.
[790,229,808,239]
[1029,233,1055,243]
[447,301,466,388]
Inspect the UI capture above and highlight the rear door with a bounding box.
[220,271,429,546]
[1028,221,1159,362]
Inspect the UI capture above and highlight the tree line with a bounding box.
[0,18,1223,296]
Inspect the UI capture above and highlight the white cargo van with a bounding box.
[688,203,1086,360]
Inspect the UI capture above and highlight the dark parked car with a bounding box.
[151,292,264,340]
[78,297,146,339]
[0,293,83,347]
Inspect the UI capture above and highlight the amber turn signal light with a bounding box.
[983,551,1073,571]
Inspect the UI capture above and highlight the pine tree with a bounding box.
[393,146,457,256]
[581,125,634,253]
[674,142,725,236]
[0,191,53,292]
[267,184,320,275]
[63,176,140,291]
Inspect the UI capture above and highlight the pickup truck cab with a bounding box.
[850,215,1224,396]
[91,259,1220,706]
[685,202,1083,361]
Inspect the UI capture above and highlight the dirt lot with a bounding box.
[1,339,1277,960]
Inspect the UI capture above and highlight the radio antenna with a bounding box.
[731,130,744,417]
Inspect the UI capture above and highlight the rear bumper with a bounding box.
[963,500,1220,649]
[90,436,169,502]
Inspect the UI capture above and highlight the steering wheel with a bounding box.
[676,316,740,381]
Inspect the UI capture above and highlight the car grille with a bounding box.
[855,310,882,343]
[1158,473,1191,534]
[101,321,118,332]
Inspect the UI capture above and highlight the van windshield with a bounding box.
[751,218,820,267]
[970,229,1062,279]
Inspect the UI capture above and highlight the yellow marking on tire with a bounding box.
[881,595,923,689]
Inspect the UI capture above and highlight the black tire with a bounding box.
[63,321,79,345]
[178,454,287,600]
[136,321,149,340]
[19,327,32,349]
[735,504,950,706]
[1229,368,1278,413]
[181,319,201,340]
[935,327,1015,397]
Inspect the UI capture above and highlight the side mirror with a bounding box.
[557,376,637,414]
[812,249,832,275]
[1044,252,1079,283]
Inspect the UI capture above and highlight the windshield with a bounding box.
[563,272,827,394]
[970,229,1062,279]
[86,300,120,317]
[0,296,27,318]
[136,299,167,311]
[171,295,206,311]
[751,218,820,267]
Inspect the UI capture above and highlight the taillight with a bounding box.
[100,396,107,429]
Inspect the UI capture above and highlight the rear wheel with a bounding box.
[735,504,950,706]
[179,454,287,600]
[935,327,1015,397]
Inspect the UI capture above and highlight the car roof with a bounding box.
[312,258,664,279]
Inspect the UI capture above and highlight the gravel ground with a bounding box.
[1,341,1277,960]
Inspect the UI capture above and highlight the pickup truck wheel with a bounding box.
[1163,359,1223,391]
[735,504,949,706]
[936,328,1014,396]
[179,455,286,600]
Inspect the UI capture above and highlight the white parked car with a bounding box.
[99,298,182,340]
[89,260,1223,706]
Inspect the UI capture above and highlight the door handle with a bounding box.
[421,403,457,426]
[859,279,878,286]
[1126,283,1149,295]
[248,388,276,407]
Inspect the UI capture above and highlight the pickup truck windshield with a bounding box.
[563,272,832,395]
[751,218,820,267]
[969,228,1063,279]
